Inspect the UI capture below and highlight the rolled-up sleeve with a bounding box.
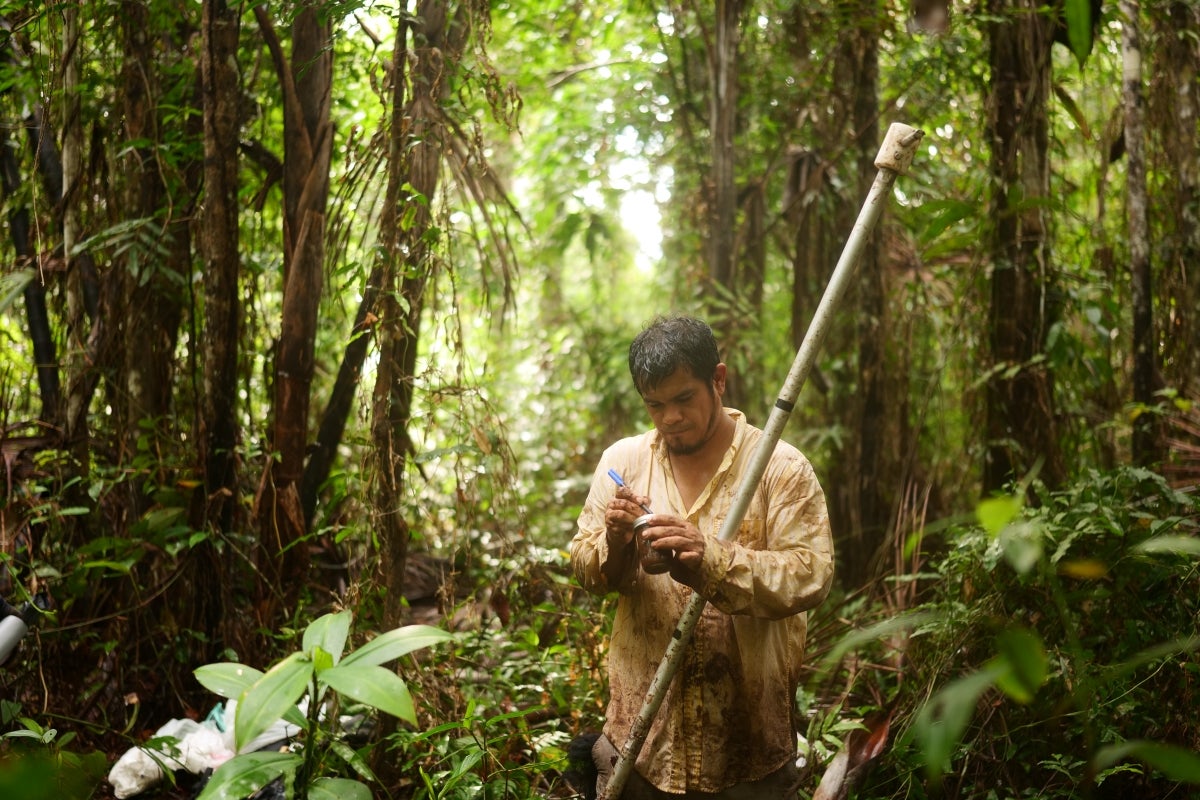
[698,450,834,618]
[571,452,641,594]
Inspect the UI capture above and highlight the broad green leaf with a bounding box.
[914,669,996,778]
[309,777,373,800]
[976,495,1022,535]
[340,624,453,668]
[303,611,352,665]
[999,522,1043,575]
[329,738,378,781]
[235,652,313,753]
[1096,635,1200,687]
[196,751,300,800]
[990,627,1047,704]
[1064,0,1094,66]
[818,610,937,670]
[320,664,416,724]
[1134,536,1200,557]
[194,663,265,700]
[918,199,974,243]
[1093,740,1200,783]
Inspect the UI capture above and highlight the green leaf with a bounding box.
[196,751,300,800]
[329,738,378,781]
[194,663,266,700]
[1064,0,1094,66]
[976,495,1022,535]
[0,268,35,313]
[914,669,996,778]
[818,610,937,670]
[1092,740,1200,783]
[303,611,352,665]
[989,627,1047,704]
[340,624,453,668]
[235,652,313,752]
[309,777,374,800]
[320,664,416,724]
[999,522,1043,575]
[1134,536,1200,557]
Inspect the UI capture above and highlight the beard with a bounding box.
[662,394,722,456]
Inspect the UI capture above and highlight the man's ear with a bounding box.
[712,363,727,395]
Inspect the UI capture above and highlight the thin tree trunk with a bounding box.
[1153,2,1200,393]
[302,265,382,529]
[253,2,333,618]
[706,0,744,409]
[983,0,1065,493]
[1122,0,1160,465]
[374,0,467,629]
[708,0,740,293]
[199,0,242,534]
[848,1,890,590]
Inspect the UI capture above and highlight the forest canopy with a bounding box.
[0,1,1198,799]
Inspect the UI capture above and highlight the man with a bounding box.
[570,315,834,799]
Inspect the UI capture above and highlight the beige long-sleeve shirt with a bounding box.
[571,409,834,794]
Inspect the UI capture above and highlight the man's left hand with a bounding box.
[639,515,705,583]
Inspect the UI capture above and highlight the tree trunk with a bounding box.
[846,1,893,590]
[302,265,383,530]
[199,0,242,534]
[373,0,469,630]
[1122,0,1161,466]
[254,2,333,619]
[117,1,189,492]
[1153,2,1200,393]
[192,0,242,657]
[708,0,741,293]
[983,0,1065,493]
[706,0,745,409]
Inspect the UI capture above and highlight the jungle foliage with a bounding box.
[0,0,1198,799]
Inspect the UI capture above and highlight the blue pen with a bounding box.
[607,469,653,514]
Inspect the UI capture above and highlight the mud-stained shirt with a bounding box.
[571,408,835,794]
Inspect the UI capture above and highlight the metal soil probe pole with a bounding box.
[598,122,924,800]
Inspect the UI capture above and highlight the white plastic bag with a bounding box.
[107,713,236,798]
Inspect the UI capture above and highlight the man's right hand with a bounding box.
[605,486,650,549]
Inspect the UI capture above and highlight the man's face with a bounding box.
[639,364,726,456]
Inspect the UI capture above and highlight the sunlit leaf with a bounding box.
[976,495,1022,535]
[235,653,313,753]
[320,664,416,724]
[340,624,453,668]
[303,611,352,666]
[194,663,265,700]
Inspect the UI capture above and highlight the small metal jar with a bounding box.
[634,514,671,574]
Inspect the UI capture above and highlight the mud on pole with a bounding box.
[597,122,924,800]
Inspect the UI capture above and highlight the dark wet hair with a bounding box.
[628,315,721,394]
